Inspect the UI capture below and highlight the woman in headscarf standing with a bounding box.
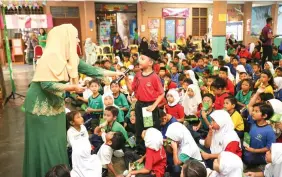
[139,37,149,54]
[84,38,97,66]
[23,24,123,177]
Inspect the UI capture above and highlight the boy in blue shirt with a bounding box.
[193,57,207,73]
[243,102,275,166]
[170,64,180,87]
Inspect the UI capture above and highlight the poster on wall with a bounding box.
[162,8,189,18]
[226,21,243,41]
[99,21,111,44]
[251,5,271,35]
[149,29,159,41]
[176,19,185,39]
[117,13,136,41]
[148,19,160,29]
[129,19,137,39]
[3,15,53,29]
[165,19,176,42]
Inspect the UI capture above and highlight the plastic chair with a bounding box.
[129,44,139,57]
[170,43,181,59]
[33,45,43,70]
[101,45,113,59]
[96,46,104,61]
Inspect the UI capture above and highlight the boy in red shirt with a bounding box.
[211,77,229,110]
[219,67,235,95]
[126,49,165,154]
[164,73,177,91]
[238,45,251,59]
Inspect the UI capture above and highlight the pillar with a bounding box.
[212,0,227,58]
[83,1,97,43]
[243,2,252,46]
[137,2,142,40]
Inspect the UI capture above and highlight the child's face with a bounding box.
[72,112,84,126]
[241,81,250,91]
[207,78,214,87]
[160,63,165,68]
[161,115,169,126]
[251,106,264,121]
[211,119,220,130]
[166,94,175,104]
[90,82,99,93]
[169,62,174,68]
[203,58,209,64]
[279,60,282,67]
[264,63,270,70]
[219,71,227,80]
[105,131,115,145]
[232,59,238,66]
[260,73,270,84]
[212,60,219,66]
[276,69,282,77]
[265,150,272,163]
[273,49,278,55]
[203,72,209,79]
[120,67,126,73]
[159,70,166,77]
[130,111,136,124]
[164,76,171,82]
[240,58,246,64]
[124,57,129,61]
[104,96,114,107]
[171,67,178,74]
[198,59,204,67]
[182,82,189,90]
[110,83,120,94]
[187,88,195,97]
[104,110,116,123]
[191,60,196,65]
[223,99,234,111]
[203,96,213,109]
[239,73,247,80]
[182,61,188,66]
[139,55,152,69]
[252,65,259,73]
[173,58,179,63]
[212,87,223,96]
[104,61,111,69]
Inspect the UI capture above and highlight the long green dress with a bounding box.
[23,60,105,177]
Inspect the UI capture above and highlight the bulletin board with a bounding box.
[226,21,243,41]
[148,18,161,41]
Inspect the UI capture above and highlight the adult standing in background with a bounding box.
[261,17,274,68]
[84,38,97,66]
[23,24,123,177]
[38,28,47,48]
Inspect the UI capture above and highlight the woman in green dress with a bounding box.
[23,24,123,177]
[38,28,47,48]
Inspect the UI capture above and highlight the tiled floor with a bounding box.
[0,64,125,177]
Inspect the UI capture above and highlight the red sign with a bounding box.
[162,8,189,18]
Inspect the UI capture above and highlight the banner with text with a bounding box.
[2,15,53,29]
[162,8,189,18]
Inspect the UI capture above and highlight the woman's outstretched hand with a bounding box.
[73,85,86,93]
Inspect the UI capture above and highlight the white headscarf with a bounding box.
[123,36,129,48]
[185,70,198,85]
[177,52,186,60]
[167,53,172,64]
[210,151,243,177]
[182,84,202,116]
[102,92,118,110]
[167,89,180,106]
[264,143,282,177]
[224,66,234,82]
[144,128,163,151]
[235,65,247,84]
[249,43,255,54]
[71,140,102,177]
[274,77,282,92]
[166,122,202,161]
[115,56,123,67]
[210,110,240,154]
[268,99,282,114]
[33,24,80,82]
[266,61,275,75]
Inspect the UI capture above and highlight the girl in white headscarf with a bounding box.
[235,65,247,84]
[166,122,202,163]
[165,89,184,122]
[245,143,282,177]
[71,139,102,177]
[224,66,234,83]
[201,110,241,165]
[274,77,282,101]
[209,151,243,177]
[265,61,275,75]
[127,128,166,177]
[102,92,124,123]
[182,84,202,116]
[184,70,199,86]
[84,38,97,66]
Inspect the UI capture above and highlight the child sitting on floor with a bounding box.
[165,89,184,123]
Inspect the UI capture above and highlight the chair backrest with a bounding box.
[170,43,178,50]
[34,45,43,59]
[101,45,112,54]
[96,46,103,55]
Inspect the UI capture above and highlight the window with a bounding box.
[50,7,79,18]
[192,8,207,36]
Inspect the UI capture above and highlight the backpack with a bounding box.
[259,29,267,43]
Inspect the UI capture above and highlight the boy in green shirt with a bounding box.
[85,79,103,129]
[272,46,282,66]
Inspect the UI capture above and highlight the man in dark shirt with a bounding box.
[261,17,273,68]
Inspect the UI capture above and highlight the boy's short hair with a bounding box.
[203,69,210,74]
[182,60,189,64]
[218,55,224,60]
[160,67,166,72]
[241,44,246,48]
[160,61,166,65]
[208,54,213,58]
[219,67,228,73]
[276,67,282,72]
[211,77,227,89]
[208,75,217,80]
[253,103,274,120]
[110,80,121,87]
[212,58,218,62]
[178,74,186,82]
[273,46,278,51]
[183,78,193,85]
[239,72,247,76]
[133,53,138,58]
[171,65,178,70]
[266,17,273,24]
[224,96,237,106]
[111,132,125,150]
[202,93,215,103]
[45,164,70,177]
[252,63,260,68]
[241,79,253,89]
[259,93,274,102]
[120,66,127,70]
[164,73,171,79]
[174,56,180,60]
[159,109,166,118]
[183,66,191,71]
[105,106,119,118]
[130,109,135,113]
[182,160,207,177]
[95,61,101,65]
[89,78,100,86]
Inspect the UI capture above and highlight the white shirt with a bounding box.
[83,88,93,99]
[97,144,113,168]
[67,125,89,147]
